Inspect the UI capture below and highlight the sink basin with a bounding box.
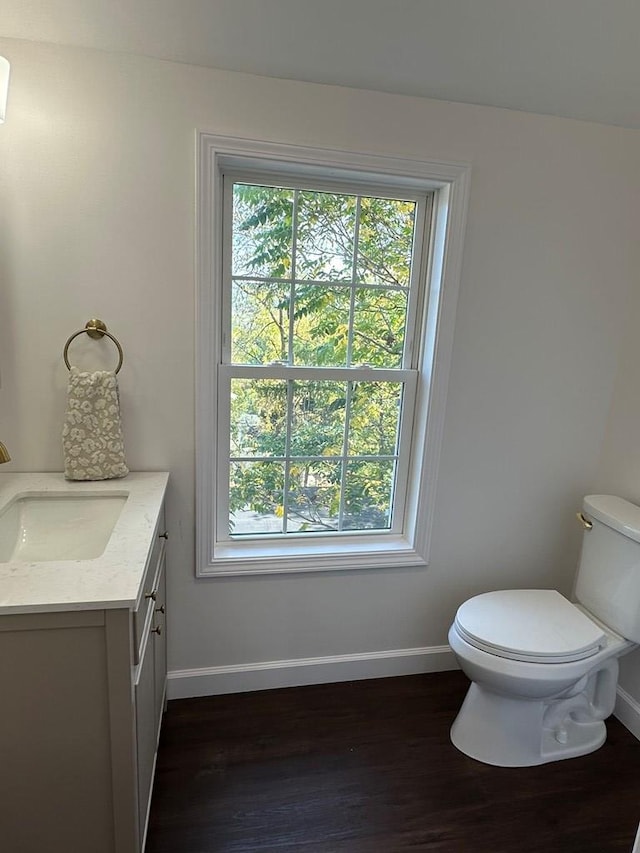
[0,493,127,562]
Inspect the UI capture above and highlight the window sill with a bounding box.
[198,534,428,576]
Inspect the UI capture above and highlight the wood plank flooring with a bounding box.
[146,671,640,852]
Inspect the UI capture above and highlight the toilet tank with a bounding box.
[575,495,640,642]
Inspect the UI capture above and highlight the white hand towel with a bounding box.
[62,367,129,481]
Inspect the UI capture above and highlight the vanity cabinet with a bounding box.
[0,504,168,853]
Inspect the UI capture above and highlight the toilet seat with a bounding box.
[454,589,606,664]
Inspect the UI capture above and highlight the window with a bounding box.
[197,136,470,576]
[226,180,428,539]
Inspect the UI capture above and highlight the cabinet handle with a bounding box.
[159,531,169,540]
[144,590,157,601]
[155,604,165,614]
[151,625,162,635]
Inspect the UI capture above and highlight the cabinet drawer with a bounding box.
[153,554,167,732]
[133,510,166,664]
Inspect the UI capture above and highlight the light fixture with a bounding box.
[0,56,10,123]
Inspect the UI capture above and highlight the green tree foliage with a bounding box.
[229,183,415,534]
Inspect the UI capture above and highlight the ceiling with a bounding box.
[2,0,640,128]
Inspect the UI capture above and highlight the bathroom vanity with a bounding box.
[0,472,169,853]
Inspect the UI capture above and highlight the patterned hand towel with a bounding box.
[62,367,129,480]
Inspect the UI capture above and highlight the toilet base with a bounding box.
[450,682,607,767]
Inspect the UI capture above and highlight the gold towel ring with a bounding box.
[63,319,124,374]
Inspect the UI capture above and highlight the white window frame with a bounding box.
[196,133,470,577]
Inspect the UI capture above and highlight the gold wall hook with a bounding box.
[85,319,107,339]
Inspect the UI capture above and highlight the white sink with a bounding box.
[0,493,127,562]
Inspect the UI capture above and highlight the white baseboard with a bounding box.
[167,644,458,700]
[167,653,640,745]
[614,685,640,741]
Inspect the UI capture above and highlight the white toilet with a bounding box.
[448,494,640,767]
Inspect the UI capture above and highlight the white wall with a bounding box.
[595,239,640,703]
[1,38,639,689]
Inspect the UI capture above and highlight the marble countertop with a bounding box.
[0,472,169,615]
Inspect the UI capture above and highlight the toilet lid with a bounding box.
[454,590,606,663]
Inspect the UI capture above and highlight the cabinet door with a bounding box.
[135,626,156,849]
[153,553,167,732]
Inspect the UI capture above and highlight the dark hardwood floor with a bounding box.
[146,671,640,852]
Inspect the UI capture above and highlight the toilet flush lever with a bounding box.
[576,511,593,531]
